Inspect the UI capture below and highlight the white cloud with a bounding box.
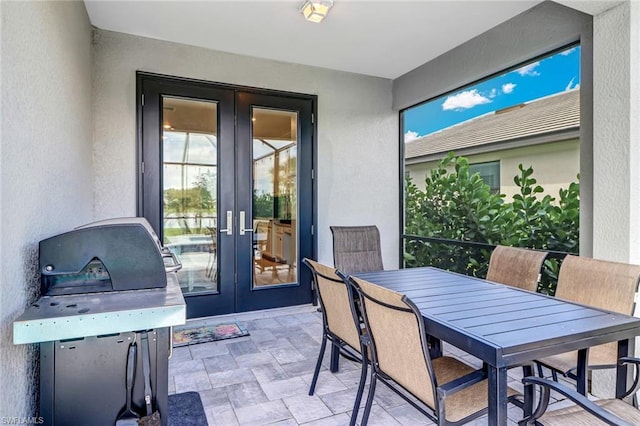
[404,130,420,142]
[516,61,541,77]
[489,88,497,98]
[502,83,516,94]
[442,89,491,111]
[560,47,577,56]
[565,77,577,91]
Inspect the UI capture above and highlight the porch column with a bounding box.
[592,1,640,264]
[590,0,640,398]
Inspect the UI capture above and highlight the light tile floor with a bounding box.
[169,305,574,426]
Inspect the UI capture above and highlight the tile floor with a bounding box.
[169,304,574,426]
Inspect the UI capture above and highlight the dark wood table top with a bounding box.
[354,267,640,367]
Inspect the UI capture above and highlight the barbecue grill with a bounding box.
[13,217,186,426]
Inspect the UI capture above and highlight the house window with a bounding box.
[470,161,500,193]
[401,44,581,276]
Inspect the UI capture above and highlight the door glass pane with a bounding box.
[252,108,298,287]
[162,97,218,295]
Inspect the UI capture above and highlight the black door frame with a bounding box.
[136,72,317,317]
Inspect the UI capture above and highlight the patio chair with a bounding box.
[320,224,383,312]
[330,225,383,274]
[302,258,367,426]
[486,245,548,292]
[536,255,640,389]
[253,220,292,284]
[520,357,640,425]
[348,275,519,425]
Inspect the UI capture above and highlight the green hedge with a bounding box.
[405,153,579,295]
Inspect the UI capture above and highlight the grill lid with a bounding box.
[39,217,170,295]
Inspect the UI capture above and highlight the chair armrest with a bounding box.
[618,357,640,398]
[437,369,486,398]
[619,357,640,366]
[521,376,634,426]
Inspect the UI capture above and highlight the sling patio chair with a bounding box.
[536,255,640,392]
[520,357,640,425]
[486,245,548,292]
[347,275,521,426]
[302,258,368,426]
[330,225,384,274]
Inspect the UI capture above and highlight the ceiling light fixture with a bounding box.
[299,0,333,23]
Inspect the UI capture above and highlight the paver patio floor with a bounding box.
[170,305,576,425]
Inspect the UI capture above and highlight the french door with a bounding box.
[138,73,315,318]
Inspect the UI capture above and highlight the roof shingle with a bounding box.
[405,89,580,160]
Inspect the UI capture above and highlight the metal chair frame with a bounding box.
[535,255,640,394]
[521,357,640,426]
[347,275,523,426]
[302,258,367,426]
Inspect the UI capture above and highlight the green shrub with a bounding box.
[405,152,580,294]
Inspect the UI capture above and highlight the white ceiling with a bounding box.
[84,0,544,79]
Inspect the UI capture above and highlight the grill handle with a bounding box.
[161,249,182,272]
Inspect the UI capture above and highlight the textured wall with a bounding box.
[592,1,639,263]
[588,0,639,398]
[632,1,640,263]
[0,1,93,417]
[92,30,398,269]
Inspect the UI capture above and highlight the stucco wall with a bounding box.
[92,30,398,269]
[0,1,93,418]
[592,1,640,264]
[406,140,580,202]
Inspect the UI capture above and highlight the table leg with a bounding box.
[522,364,534,418]
[616,339,630,398]
[576,348,589,395]
[487,365,508,425]
[427,335,442,358]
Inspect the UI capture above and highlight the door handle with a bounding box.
[239,211,253,236]
[219,210,233,235]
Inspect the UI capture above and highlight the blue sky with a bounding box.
[404,45,580,142]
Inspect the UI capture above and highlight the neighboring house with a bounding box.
[405,89,580,201]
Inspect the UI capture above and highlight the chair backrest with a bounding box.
[486,245,548,292]
[302,258,361,351]
[556,255,640,365]
[330,225,384,274]
[349,276,437,409]
[556,255,640,314]
[254,220,270,253]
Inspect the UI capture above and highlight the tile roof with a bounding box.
[405,89,580,160]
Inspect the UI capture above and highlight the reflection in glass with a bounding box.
[162,97,218,295]
[252,108,298,287]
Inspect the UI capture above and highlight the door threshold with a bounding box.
[184,304,317,328]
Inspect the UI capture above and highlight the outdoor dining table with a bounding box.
[353,266,640,425]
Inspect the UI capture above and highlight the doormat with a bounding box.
[168,391,208,426]
[172,322,249,347]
